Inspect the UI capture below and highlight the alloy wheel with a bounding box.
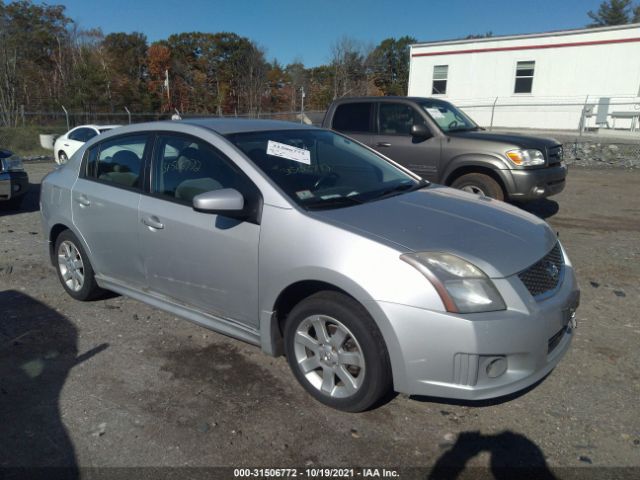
[57,240,85,292]
[293,314,365,398]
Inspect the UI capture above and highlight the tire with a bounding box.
[54,230,103,301]
[451,173,504,201]
[284,291,392,412]
[57,151,68,164]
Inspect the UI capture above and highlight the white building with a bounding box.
[408,24,640,131]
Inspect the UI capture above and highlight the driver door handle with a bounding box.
[142,215,164,230]
[376,142,392,147]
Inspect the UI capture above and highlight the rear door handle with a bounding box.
[376,142,392,147]
[77,195,90,207]
[142,215,164,230]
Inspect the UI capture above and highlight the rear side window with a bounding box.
[332,103,373,133]
[88,135,148,189]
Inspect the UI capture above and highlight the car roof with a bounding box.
[331,96,448,104]
[179,118,317,135]
[72,124,121,130]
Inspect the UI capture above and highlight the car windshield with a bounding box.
[418,100,479,133]
[227,129,427,210]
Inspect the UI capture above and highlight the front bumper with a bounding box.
[0,171,29,201]
[507,164,567,201]
[376,264,579,400]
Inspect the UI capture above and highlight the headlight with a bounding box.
[400,252,506,313]
[1,155,24,172]
[506,149,545,166]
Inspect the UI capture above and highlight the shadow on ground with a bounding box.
[517,199,560,220]
[0,182,41,216]
[0,290,107,478]
[428,430,556,480]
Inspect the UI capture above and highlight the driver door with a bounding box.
[137,132,261,327]
[371,102,441,181]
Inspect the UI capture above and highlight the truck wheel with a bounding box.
[451,173,504,201]
[284,291,392,412]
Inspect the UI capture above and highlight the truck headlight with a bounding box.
[506,149,545,167]
[1,156,24,172]
[401,252,506,313]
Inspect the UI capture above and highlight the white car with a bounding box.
[54,125,120,164]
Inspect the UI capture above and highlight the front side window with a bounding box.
[91,134,147,189]
[514,61,535,94]
[378,103,427,135]
[227,129,424,210]
[332,103,373,133]
[152,134,250,203]
[432,65,448,95]
[418,99,479,133]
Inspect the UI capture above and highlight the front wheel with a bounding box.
[284,291,392,412]
[451,173,505,201]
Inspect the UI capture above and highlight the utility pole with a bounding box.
[300,86,305,124]
[164,69,171,109]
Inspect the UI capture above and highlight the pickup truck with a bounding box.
[322,97,567,202]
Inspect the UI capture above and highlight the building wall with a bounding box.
[408,25,640,130]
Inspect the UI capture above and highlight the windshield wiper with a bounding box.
[370,179,430,200]
[303,195,364,210]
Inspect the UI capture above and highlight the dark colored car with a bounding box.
[0,149,28,209]
[323,97,567,202]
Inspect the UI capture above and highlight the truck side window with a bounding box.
[332,103,373,133]
[379,103,426,136]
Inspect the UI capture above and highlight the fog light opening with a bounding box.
[486,357,508,378]
[533,186,545,196]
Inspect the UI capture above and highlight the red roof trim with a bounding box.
[411,36,640,57]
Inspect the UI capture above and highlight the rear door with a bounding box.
[372,102,441,181]
[330,102,374,147]
[71,133,150,288]
[137,132,261,327]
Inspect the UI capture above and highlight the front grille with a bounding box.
[547,145,563,166]
[518,243,564,298]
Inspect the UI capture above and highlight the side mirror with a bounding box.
[192,188,245,215]
[411,124,432,139]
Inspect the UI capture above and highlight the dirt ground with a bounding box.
[1,162,639,478]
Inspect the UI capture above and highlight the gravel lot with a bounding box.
[1,162,639,478]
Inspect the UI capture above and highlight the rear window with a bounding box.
[331,103,373,133]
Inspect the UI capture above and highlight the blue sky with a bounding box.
[48,0,605,66]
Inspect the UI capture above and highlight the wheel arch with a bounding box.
[444,162,511,199]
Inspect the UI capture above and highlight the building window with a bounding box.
[514,61,535,94]
[432,65,448,95]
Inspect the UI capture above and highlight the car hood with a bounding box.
[310,185,557,278]
[448,130,560,150]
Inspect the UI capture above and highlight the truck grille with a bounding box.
[518,243,564,298]
[547,145,563,166]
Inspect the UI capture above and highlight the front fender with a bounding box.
[442,153,515,192]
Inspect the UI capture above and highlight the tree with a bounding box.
[368,36,416,96]
[633,4,640,21]
[587,0,637,26]
[330,37,370,99]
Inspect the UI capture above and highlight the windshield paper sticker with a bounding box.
[267,140,311,164]
[426,108,445,119]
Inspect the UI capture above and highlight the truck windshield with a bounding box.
[418,100,479,133]
[227,129,426,210]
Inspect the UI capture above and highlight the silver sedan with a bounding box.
[40,119,579,411]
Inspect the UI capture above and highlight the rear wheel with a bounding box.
[55,230,103,301]
[57,151,68,164]
[284,291,392,412]
[451,173,504,201]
